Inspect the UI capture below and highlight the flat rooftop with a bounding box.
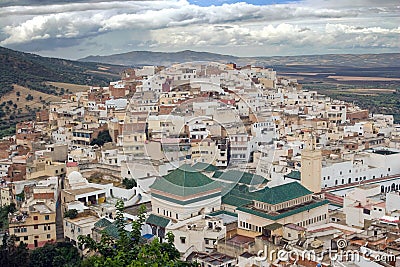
[65,215,99,227]
[64,187,105,195]
[32,204,53,213]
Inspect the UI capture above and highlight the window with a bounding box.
[33,216,38,220]
[34,225,38,230]
[47,234,51,239]
[180,237,186,244]
[45,215,50,220]
[24,236,28,241]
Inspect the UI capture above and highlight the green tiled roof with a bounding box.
[94,218,112,228]
[152,191,221,205]
[213,170,269,186]
[222,182,312,207]
[237,199,330,220]
[150,164,221,197]
[192,162,218,172]
[284,170,301,181]
[222,194,252,207]
[146,214,170,228]
[103,223,122,239]
[253,182,312,205]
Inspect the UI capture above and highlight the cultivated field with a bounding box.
[327,76,400,81]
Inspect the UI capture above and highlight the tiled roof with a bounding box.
[213,170,269,186]
[222,182,314,207]
[146,214,170,228]
[103,223,121,239]
[192,162,218,172]
[222,194,252,207]
[254,182,312,205]
[207,210,238,218]
[150,164,221,197]
[94,218,112,228]
[284,170,301,180]
[237,199,330,220]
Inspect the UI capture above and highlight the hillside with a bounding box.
[79,50,400,68]
[0,46,124,98]
[0,46,125,138]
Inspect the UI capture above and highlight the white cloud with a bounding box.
[0,0,398,56]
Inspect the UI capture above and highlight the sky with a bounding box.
[0,0,398,59]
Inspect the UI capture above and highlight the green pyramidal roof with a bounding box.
[255,182,312,205]
[222,182,312,206]
[150,164,221,197]
[163,164,215,187]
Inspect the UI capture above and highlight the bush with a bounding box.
[90,130,112,146]
[64,209,78,219]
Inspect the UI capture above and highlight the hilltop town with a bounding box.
[1,62,399,267]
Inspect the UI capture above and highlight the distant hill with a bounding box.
[79,50,400,68]
[80,50,238,67]
[0,46,125,98]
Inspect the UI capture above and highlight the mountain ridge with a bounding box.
[79,50,400,68]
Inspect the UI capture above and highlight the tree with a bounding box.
[29,242,80,267]
[78,200,196,267]
[122,178,137,189]
[0,233,29,267]
[90,130,112,146]
[0,203,17,230]
[64,209,78,219]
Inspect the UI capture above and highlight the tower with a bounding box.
[301,132,322,193]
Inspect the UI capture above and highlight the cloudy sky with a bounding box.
[0,0,398,59]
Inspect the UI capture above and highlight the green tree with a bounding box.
[78,200,196,267]
[0,233,29,267]
[122,178,137,189]
[64,209,78,219]
[90,130,112,146]
[29,242,80,267]
[0,203,17,230]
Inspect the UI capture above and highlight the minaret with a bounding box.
[301,132,322,193]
